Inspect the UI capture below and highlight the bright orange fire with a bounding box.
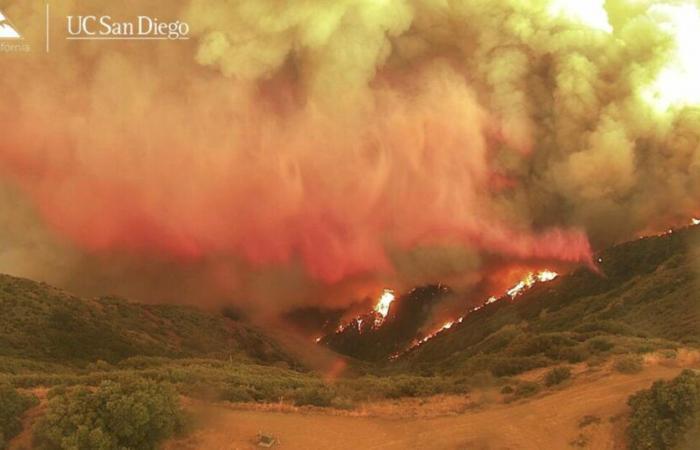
[374,289,395,319]
[506,270,559,298]
[644,217,700,238]
[329,288,396,335]
[440,321,454,331]
[392,268,560,358]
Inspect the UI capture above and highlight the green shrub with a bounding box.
[0,384,38,449]
[547,345,590,363]
[660,349,678,360]
[219,384,255,403]
[614,355,644,374]
[627,370,700,450]
[545,367,572,387]
[588,337,614,352]
[34,379,184,450]
[329,396,355,410]
[339,375,467,400]
[292,387,334,407]
[634,344,656,354]
[578,415,601,427]
[490,356,550,377]
[570,433,590,447]
[466,372,495,388]
[575,320,637,336]
[509,333,577,357]
[385,376,431,398]
[513,382,540,399]
[500,385,514,394]
[474,325,522,354]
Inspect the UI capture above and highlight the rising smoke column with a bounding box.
[0,0,699,311]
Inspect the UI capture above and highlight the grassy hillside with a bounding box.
[0,274,296,367]
[391,226,700,375]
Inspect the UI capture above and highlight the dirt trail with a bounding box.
[9,388,47,450]
[166,361,698,450]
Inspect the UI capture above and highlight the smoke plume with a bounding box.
[1,0,699,313]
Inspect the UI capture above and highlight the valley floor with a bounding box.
[165,354,699,450]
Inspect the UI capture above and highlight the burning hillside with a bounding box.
[374,289,396,322]
[318,269,561,360]
[396,270,562,356]
[319,284,452,361]
[319,218,700,361]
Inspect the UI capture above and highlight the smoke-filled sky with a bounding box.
[1,0,699,314]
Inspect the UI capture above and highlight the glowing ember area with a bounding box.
[441,321,454,331]
[374,289,395,319]
[395,317,464,357]
[327,288,397,337]
[507,270,559,298]
[537,270,558,282]
[648,217,700,238]
[506,274,535,299]
[393,269,560,358]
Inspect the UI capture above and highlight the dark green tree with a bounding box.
[627,370,700,450]
[34,379,184,450]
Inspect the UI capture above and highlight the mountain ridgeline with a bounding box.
[0,224,698,378]
[0,274,297,367]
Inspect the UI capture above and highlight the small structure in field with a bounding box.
[256,432,278,448]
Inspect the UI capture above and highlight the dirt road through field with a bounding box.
[166,359,699,450]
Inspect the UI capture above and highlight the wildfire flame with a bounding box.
[328,269,561,355]
[328,288,396,336]
[537,270,558,282]
[506,274,535,298]
[392,269,559,358]
[648,217,700,238]
[374,289,395,319]
[506,270,558,298]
